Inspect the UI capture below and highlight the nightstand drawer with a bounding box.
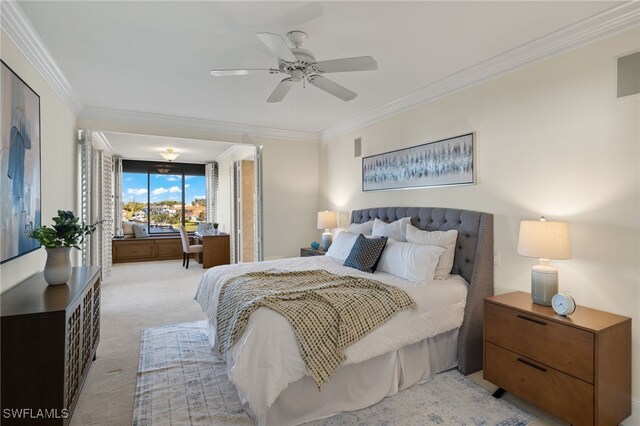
[485,342,593,426]
[485,302,594,382]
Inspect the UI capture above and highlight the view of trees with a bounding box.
[122,173,207,233]
[122,201,146,220]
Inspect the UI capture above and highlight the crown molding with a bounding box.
[4,0,637,143]
[0,1,82,114]
[320,2,640,141]
[91,131,115,154]
[80,106,319,143]
[217,145,257,163]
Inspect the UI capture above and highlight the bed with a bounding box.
[195,207,494,425]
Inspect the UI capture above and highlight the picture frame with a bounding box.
[1,60,42,264]
[362,133,475,192]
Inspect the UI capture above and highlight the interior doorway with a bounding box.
[77,129,263,272]
[231,154,260,263]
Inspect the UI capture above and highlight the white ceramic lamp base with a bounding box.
[531,263,558,306]
[321,230,332,251]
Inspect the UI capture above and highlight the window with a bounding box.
[121,161,206,234]
[122,172,148,226]
[184,175,207,231]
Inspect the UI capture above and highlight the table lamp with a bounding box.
[317,211,337,250]
[517,217,571,306]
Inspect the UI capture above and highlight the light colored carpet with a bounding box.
[70,260,207,426]
[71,260,567,426]
[133,321,537,426]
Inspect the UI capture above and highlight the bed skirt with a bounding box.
[207,321,459,426]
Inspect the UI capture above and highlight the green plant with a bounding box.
[213,222,219,229]
[29,210,102,249]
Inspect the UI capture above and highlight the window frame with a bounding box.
[122,160,206,235]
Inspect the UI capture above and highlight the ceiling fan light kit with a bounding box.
[210,30,377,103]
[286,30,309,48]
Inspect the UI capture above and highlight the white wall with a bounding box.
[76,117,320,261]
[0,31,79,293]
[320,28,640,415]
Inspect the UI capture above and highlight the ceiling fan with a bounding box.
[210,31,377,103]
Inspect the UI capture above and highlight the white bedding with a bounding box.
[194,255,468,419]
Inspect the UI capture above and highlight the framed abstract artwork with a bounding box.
[1,60,41,263]
[362,133,475,192]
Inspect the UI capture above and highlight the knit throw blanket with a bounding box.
[216,269,415,387]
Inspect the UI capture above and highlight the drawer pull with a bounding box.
[517,314,546,326]
[517,357,547,372]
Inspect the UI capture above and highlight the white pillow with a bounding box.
[406,224,458,279]
[371,217,412,242]
[347,220,374,236]
[325,231,359,262]
[377,239,445,283]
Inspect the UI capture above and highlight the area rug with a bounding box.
[133,321,537,426]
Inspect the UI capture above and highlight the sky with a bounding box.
[122,173,206,204]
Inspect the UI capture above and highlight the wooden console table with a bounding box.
[1,266,101,425]
[195,233,231,268]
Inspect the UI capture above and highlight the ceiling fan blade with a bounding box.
[314,56,378,73]
[267,78,294,103]
[257,32,297,63]
[308,75,357,101]
[210,69,274,77]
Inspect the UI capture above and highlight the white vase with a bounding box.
[44,247,72,285]
[212,228,219,235]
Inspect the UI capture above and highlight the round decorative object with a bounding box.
[43,247,72,285]
[551,291,576,316]
[310,241,320,250]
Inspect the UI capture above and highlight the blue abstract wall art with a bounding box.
[1,60,41,263]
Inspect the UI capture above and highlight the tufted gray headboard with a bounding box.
[350,207,494,374]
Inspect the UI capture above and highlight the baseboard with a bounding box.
[621,397,640,425]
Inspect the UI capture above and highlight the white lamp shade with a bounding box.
[317,211,337,230]
[517,219,571,260]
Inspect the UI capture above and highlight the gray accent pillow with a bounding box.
[132,224,149,238]
[343,234,388,273]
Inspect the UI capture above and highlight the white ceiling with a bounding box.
[15,1,629,136]
[101,132,236,163]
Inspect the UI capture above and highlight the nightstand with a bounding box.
[484,291,631,426]
[300,247,326,257]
